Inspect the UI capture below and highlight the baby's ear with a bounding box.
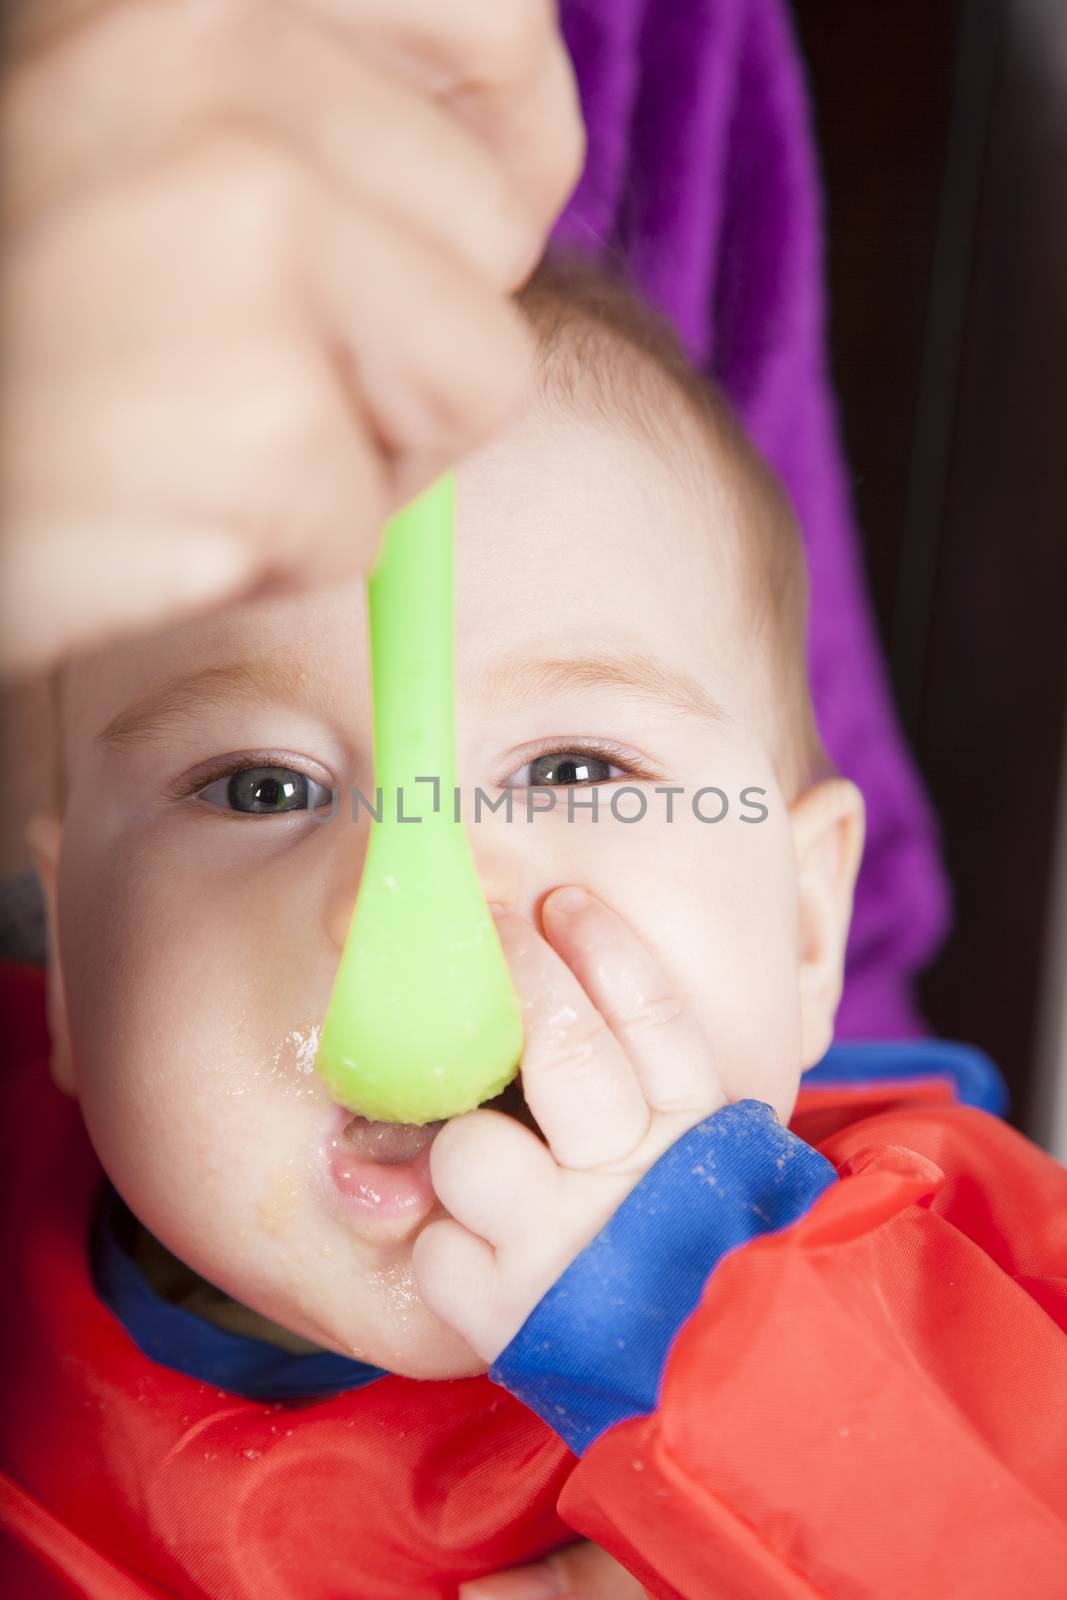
[25,813,76,1098]
[788,778,865,1069]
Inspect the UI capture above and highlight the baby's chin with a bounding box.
[257,1255,491,1383]
[121,1077,540,1386]
[370,1333,490,1383]
[296,1076,541,1379]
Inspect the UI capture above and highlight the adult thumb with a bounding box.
[457,1538,649,1598]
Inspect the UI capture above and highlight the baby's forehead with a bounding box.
[54,416,749,787]
[517,261,759,508]
[454,398,747,662]
[528,336,739,514]
[58,584,367,738]
[513,278,820,791]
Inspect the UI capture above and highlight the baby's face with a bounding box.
[45,405,823,1378]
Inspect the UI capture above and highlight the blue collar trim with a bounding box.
[806,1039,1009,1116]
[89,1179,388,1400]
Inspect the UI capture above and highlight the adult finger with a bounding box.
[459,1538,650,1598]
[4,1,537,291]
[298,0,586,238]
[307,167,537,508]
[1,132,536,673]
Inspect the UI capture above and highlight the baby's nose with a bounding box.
[322,816,372,952]
[322,840,516,953]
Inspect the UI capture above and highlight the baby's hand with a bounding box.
[412,886,726,1364]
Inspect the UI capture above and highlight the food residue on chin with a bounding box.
[257,1164,299,1238]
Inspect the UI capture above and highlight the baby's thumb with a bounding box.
[457,1539,649,1598]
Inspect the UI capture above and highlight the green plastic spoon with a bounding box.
[315,472,524,1125]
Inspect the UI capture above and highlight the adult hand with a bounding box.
[0,0,584,676]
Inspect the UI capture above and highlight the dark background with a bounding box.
[790,0,1067,1139]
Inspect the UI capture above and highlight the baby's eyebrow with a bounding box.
[96,649,728,749]
[481,650,729,727]
[95,657,324,749]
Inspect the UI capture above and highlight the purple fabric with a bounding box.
[552,0,951,1038]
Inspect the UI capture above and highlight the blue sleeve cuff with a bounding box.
[489,1099,837,1456]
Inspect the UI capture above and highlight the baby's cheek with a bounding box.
[57,830,308,1239]
[657,807,802,1119]
[51,819,526,1376]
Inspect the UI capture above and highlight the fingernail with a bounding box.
[547,885,590,917]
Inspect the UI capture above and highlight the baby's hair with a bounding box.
[514,252,831,798]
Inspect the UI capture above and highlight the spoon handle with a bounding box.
[369,471,456,810]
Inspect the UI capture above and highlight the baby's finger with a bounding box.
[491,910,651,1172]
[541,887,722,1117]
[412,1217,498,1351]
[428,1109,557,1248]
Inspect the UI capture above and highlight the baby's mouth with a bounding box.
[337,1070,538,1157]
[339,1114,444,1165]
[339,1070,540,1157]
[321,1074,540,1236]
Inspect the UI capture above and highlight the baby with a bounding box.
[3,258,1064,1599]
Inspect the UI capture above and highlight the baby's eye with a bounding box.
[502,747,632,789]
[196,764,333,815]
